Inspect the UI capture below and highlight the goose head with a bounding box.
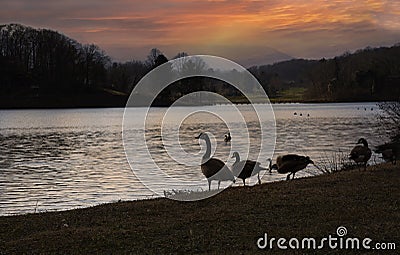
[357,138,369,147]
[231,151,240,159]
[195,132,207,140]
[305,156,314,165]
[270,163,278,172]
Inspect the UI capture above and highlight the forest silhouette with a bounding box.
[1,24,399,108]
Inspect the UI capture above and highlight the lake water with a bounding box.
[0,102,386,215]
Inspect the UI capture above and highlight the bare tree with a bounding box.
[375,101,400,161]
[378,101,400,141]
[81,44,110,87]
[172,52,189,73]
[180,56,207,76]
[146,48,163,68]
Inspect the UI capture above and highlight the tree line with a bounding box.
[0,24,110,95]
[1,23,399,107]
[250,46,400,101]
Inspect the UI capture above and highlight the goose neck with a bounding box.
[233,153,240,164]
[203,136,212,161]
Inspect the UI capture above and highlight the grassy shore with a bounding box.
[1,163,399,254]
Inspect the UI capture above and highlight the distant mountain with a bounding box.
[257,58,318,83]
[180,44,293,68]
[238,49,293,68]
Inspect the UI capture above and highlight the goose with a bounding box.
[196,133,235,190]
[231,152,266,185]
[270,154,314,180]
[374,141,399,165]
[349,138,372,170]
[224,132,231,143]
[381,149,396,164]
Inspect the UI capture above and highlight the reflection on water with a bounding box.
[0,103,385,215]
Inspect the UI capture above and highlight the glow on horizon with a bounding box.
[0,0,399,64]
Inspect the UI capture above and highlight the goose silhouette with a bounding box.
[349,138,372,170]
[270,154,314,180]
[196,133,235,190]
[224,132,231,143]
[231,152,266,185]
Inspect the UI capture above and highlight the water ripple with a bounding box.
[0,103,385,215]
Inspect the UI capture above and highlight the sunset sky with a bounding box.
[1,0,399,66]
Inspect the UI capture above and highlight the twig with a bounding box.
[34,200,38,213]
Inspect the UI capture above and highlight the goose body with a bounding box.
[231,152,266,185]
[271,154,314,180]
[196,133,235,190]
[381,149,396,164]
[375,141,399,165]
[349,138,372,170]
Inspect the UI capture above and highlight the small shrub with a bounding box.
[316,150,355,174]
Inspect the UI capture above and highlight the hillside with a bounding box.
[1,23,400,108]
[250,46,400,101]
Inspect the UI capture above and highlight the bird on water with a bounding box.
[196,133,235,190]
[224,132,231,143]
[270,154,314,180]
[231,152,266,186]
[349,138,372,170]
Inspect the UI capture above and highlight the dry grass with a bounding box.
[0,163,399,254]
[316,150,357,174]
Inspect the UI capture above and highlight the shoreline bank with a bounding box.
[0,163,398,254]
[0,97,381,110]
